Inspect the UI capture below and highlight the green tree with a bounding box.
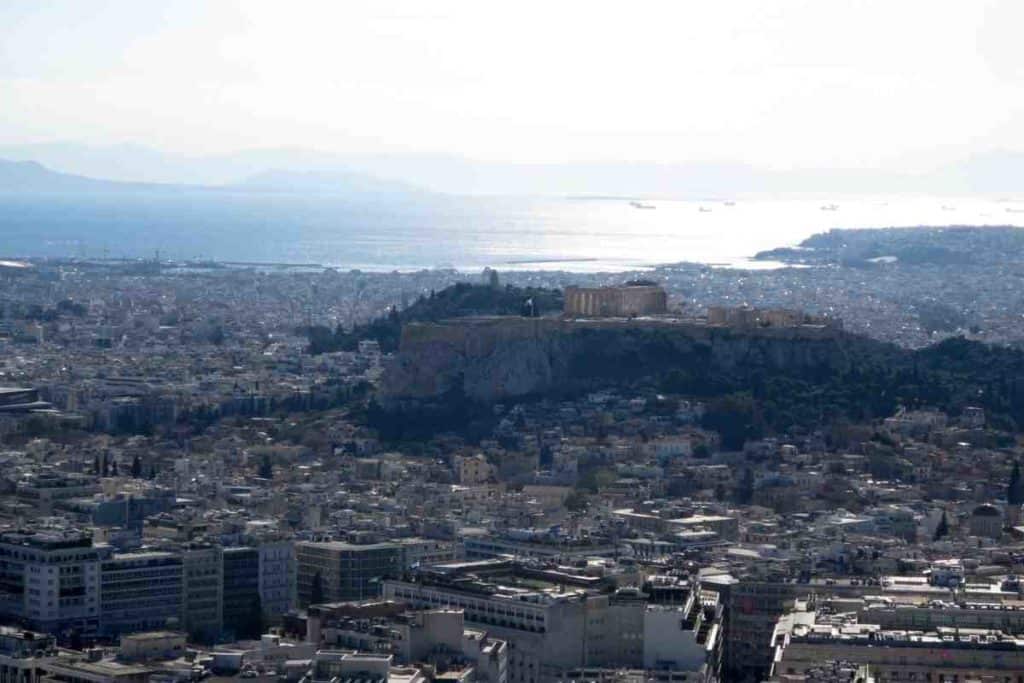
[733,467,755,505]
[258,456,273,480]
[702,393,762,451]
[934,510,949,541]
[131,455,142,478]
[1008,461,1024,505]
[208,324,225,346]
[565,490,588,513]
[714,483,728,502]
[578,467,617,493]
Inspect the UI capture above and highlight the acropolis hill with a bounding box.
[380,291,861,406]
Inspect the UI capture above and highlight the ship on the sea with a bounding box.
[629,201,656,209]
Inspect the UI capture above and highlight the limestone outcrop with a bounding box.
[380,316,881,407]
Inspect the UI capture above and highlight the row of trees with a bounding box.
[92,453,154,478]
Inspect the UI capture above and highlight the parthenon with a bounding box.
[563,283,668,318]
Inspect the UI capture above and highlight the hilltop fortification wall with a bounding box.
[380,315,855,406]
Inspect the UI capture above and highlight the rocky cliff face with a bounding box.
[380,316,883,407]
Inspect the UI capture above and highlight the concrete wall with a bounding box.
[642,607,705,671]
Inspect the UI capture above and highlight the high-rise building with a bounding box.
[100,550,183,638]
[0,530,107,637]
[257,540,295,621]
[181,544,223,644]
[222,546,260,639]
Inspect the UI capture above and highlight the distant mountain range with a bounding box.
[1,142,1023,197]
[0,157,425,197]
[235,168,425,196]
[0,159,166,193]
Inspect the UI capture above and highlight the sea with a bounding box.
[1,192,1021,272]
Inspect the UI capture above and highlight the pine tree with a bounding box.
[934,510,949,541]
[258,456,273,480]
[111,461,118,476]
[733,467,755,505]
[101,455,110,477]
[93,454,101,475]
[714,483,728,502]
[1008,461,1024,505]
[131,455,142,478]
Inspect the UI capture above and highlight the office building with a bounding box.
[296,541,403,606]
[0,530,106,637]
[222,546,260,639]
[181,544,223,644]
[100,551,183,638]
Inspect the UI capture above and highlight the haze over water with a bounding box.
[1,193,1021,272]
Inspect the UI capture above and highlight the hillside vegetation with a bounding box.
[373,319,1024,445]
[306,282,563,354]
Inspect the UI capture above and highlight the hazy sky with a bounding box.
[2,0,1023,169]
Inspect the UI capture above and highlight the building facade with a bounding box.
[181,544,223,644]
[383,562,723,683]
[222,546,260,640]
[258,540,295,622]
[99,551,183,638]
[0,530,106,637]
[296,541,403,607]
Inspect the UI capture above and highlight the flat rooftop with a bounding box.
[297,540,399,551]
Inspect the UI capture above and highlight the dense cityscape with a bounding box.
[0,236,1023,682]
[5,2,1024,682]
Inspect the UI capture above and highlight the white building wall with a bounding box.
[642,607,704,671]
[259,541,295,619]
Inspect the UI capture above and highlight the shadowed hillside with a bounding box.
[306,282,563,354]
[373,313,1024,444]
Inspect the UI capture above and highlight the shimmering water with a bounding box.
[0,192,1021,272]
